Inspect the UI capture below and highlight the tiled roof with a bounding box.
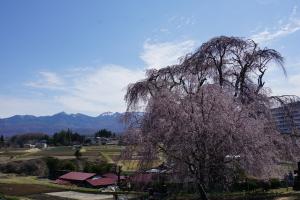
[59,172,96,181]
[102,173,126,180]
[86,177,116,186]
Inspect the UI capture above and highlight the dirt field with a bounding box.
[0,145,124,163]
[46,191,114,200]
[28,194,74,200]
[0,183,64,196]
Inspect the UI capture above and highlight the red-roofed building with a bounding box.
[59,172,96,181]
[86,177,116,188]
[102,173,126,181]
[56,172,96,186]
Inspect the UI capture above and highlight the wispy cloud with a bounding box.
[26,71,65,90]
[22,38,198,116]
[251,6,300,43]
[265,60,300,97]
[168,16,196,29]
[25,65,144,116]
[267,74,300,97]
[55,65,144,114]
[140,39,196,69]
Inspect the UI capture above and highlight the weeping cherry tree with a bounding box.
[123,36,298,200]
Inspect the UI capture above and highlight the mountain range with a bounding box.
[0,112,130,136]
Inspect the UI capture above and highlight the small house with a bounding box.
[86,177,116,188]
[56,172,96,186]
[24,144,35,148]
[35,142,47,149]
[55,171,122,188]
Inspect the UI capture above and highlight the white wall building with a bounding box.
[272,102,300,134]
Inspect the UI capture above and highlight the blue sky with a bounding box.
[0,0,300,117]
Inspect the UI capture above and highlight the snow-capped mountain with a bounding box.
[0,112,129,136]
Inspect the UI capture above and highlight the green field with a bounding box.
[0,145,146,172]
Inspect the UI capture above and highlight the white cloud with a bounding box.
[26,71,65,90]
[21,39,197,116]
[54,65,145,115]
[265,62,300,97]
[267,75,300,97]
[251,6,300,43]
[168,16,196,29]
[140,39,196,69]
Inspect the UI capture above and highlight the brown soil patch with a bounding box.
[0,183,63,196]
[28,193,74,200]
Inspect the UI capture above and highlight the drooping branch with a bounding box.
[123,36,298,199]
[125,36,286,110]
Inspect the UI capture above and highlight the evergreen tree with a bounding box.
[94,129,113,138]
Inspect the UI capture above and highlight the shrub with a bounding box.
[0,159,47,176]
[269,178,282,189]
[246,179,260,191]
[60,161,76,171]
[260,180,271,191]
[74,149,82,159]
[44,157,60,178]
[83,161,114,174]
[231,178,268,191]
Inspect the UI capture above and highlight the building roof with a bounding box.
[102,173,126,180]
[59,172,96,181]
[86,177,116,187]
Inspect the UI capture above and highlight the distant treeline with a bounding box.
[1,128,116,147]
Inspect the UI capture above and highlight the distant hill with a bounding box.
[0,112,133,136]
